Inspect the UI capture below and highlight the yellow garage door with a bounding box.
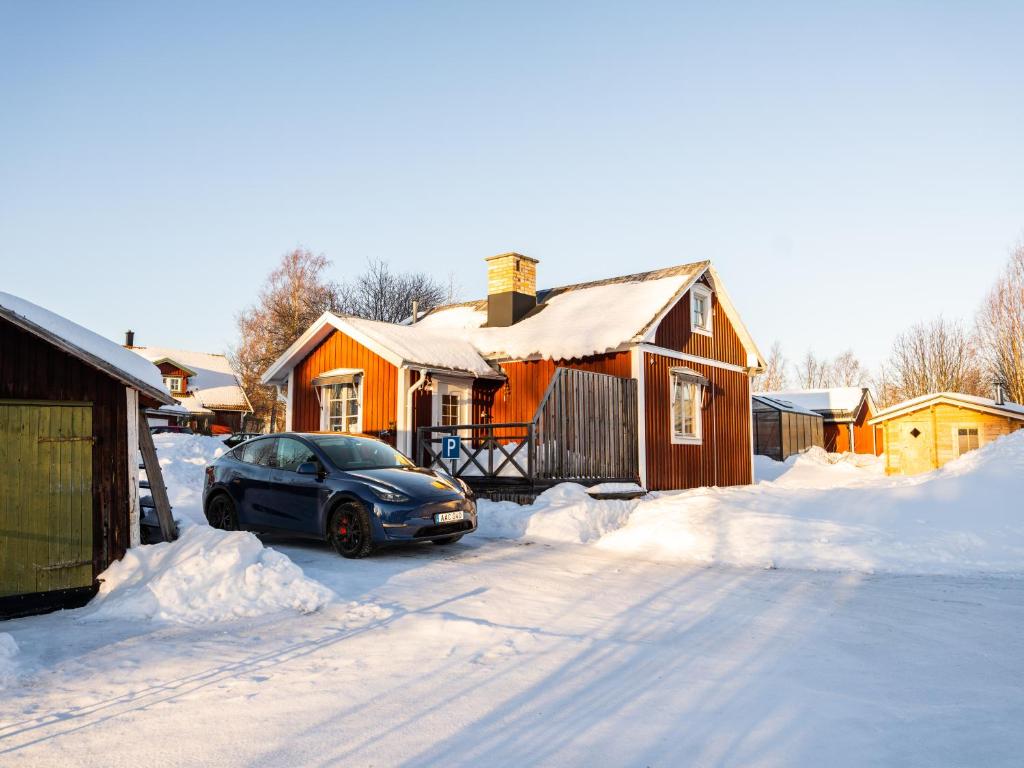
[0,401,94,597]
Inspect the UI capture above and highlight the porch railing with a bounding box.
[416,422,535,480]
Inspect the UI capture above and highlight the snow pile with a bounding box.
[84,526,335,624]
[152,432,229,525]
[0,292,169,394]
[0,633,18,688]
[755,447,883,487]
[478,432,1024,574]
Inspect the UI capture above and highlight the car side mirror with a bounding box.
[296,461,321,476]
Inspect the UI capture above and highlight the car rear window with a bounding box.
[239,438,277,466]
[310,435,412,470]
[276,438,318,472]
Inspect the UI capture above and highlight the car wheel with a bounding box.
[206,493,239,531]
[431,534,463,545]
[328,502,374,559]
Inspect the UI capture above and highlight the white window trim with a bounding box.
[430,376,472,431]
[670,369,703,445]
[951,424,982,457]
[163,375,184,394]
[690,284,713,337]
[318,376,364,433]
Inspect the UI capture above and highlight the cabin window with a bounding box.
[163,376,184,394]
[670,371,703,444]
[956,427,979,456]
[321,382,361,433]
[441,394,461,426]
[691,285,712,335]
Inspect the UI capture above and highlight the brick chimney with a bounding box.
[485,252,538,327]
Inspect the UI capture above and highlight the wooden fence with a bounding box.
[416,368,639,486]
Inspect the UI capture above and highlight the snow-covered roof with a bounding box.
[752,395,823,417]
[760,388,873,422]
[132,346,252,413]
[869,392,1024,424]
[262,313,503,385]
[263,260,765,385]
[0,292,174,404]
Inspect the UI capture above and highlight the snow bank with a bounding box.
[0,633,18,688]
[478,433,1024,575]
[153,432,229,526]
[84,526,335,624]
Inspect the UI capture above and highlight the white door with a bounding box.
[432,378,471,434]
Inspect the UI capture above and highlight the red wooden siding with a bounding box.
[653,289,748,367]
[643,351,752,491]
[476,352,632,425]
[291,330,398,439]
[826,401,882,455]
[155,362,189,393]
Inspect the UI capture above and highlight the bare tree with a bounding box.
[752,341,789,391]
[830,349,868,387]
[977,243,1024,403]
[232,249,343,430]
[339,258,450,323]
[794,350,831,388]
[880,316,987,403]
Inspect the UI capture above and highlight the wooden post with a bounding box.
[137,411,177,542]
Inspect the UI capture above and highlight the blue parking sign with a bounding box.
[441,435,461,460]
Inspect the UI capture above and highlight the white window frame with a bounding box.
[952,424,981,457]
[319,379,363,433]
[163,376,184,394]
[690,284,713,337]
[431,376,472,433]
[670,370,703,445]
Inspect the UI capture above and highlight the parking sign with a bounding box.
[441,435,461,460]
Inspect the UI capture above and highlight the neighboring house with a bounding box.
[262,253,765,492]
[751,394,824,461]
[757,387,882,455]
[869,390,1024,476]
[0,293,175,618]
[126,334,254,433]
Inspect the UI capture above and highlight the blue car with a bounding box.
[202,433,477,558]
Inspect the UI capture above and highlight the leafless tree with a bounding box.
[794,350,831,388]
[339,258,450,323]
[830,349,868,387]
[879,316,987,403]
[752,341,789,391]
[232,249,343,430]
[976,243,1024,403]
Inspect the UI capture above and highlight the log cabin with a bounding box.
[868,390,1024,475]
[0,293,175,618]
[262,254,766,494]
[127,337,254,434]
[756,387,882,455]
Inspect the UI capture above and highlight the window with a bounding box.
[163,376,184,394]
[670,370,703,443]
[691,285,712,335]
[956,427,979,456]
[239,438,278,466]
[276,438,318,472]
[441,394,460,426]
[322,382,360,433]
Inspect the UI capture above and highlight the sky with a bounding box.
[1,1,1022,373]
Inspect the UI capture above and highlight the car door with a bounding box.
[236,437,281,529]
[265,437,324,534]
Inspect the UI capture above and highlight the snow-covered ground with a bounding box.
[1,434,1022,766]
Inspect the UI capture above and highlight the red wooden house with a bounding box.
[262,254,765,492]
[756,387,882,455]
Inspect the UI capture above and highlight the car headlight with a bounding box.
[454,477,471,495]
[367,484,410,503]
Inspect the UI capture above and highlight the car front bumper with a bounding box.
[376,497,477,541]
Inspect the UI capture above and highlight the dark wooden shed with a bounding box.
[1,293,174,619]
[752,395,824,461]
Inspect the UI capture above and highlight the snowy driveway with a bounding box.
[2,535,1023,767]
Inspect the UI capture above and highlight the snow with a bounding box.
[0,292,169,395]
[132,346,250,410]
[152,432,229,526]
[752,394,821,417]
[0,633,18,689]
[416,274,694,360]
[1,421,1022,766]
[83,526,334,624]
[759,387,867,416]
[477,434,1024,575]
[343,315,500,377]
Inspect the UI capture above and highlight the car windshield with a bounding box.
[309,435,414,470]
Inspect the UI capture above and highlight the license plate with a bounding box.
[434,511,465,523]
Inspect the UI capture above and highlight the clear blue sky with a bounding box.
[2,1,1022,371]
